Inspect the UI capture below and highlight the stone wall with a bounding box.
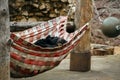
[9,0,75,22]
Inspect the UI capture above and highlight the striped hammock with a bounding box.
[10,16,89,78]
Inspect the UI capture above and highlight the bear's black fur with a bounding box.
[34,35,67,48]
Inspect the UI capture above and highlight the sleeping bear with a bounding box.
[34,35,67,48]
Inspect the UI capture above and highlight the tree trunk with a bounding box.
[70,0,93,72]
[0,0,10,80]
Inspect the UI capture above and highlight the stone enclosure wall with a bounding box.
[9,0,75,22]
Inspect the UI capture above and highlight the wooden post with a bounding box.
[0,0,10,80]
[70,0,93,72]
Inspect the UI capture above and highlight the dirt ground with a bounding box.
[11,53,120,80]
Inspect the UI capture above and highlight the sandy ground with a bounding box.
[11,53,120,80]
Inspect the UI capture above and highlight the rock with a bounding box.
[16,15,24,20]
[33,0,39,3]
[35,12,44,16]
[114,46,120,54]
[15,0,25,7]
[53,2,62,8]
[68,0,73,3]
[42,10,49,14]
[39,3,46,10]
[45,3,51,11]
[28,13,34,16]
[51,0,59,1]
[91,44,114,56]
[60,9,67,16]
[28,17,37,22]
[20,17,27,22]
[61,0,68,2]
[22,11,28,16]
[33,3,39,8]
[55,9,59,14]
[49,13,57,18]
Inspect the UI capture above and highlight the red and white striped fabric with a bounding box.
[10,16,89,78]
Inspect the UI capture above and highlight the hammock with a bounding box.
[10,16,89,78]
